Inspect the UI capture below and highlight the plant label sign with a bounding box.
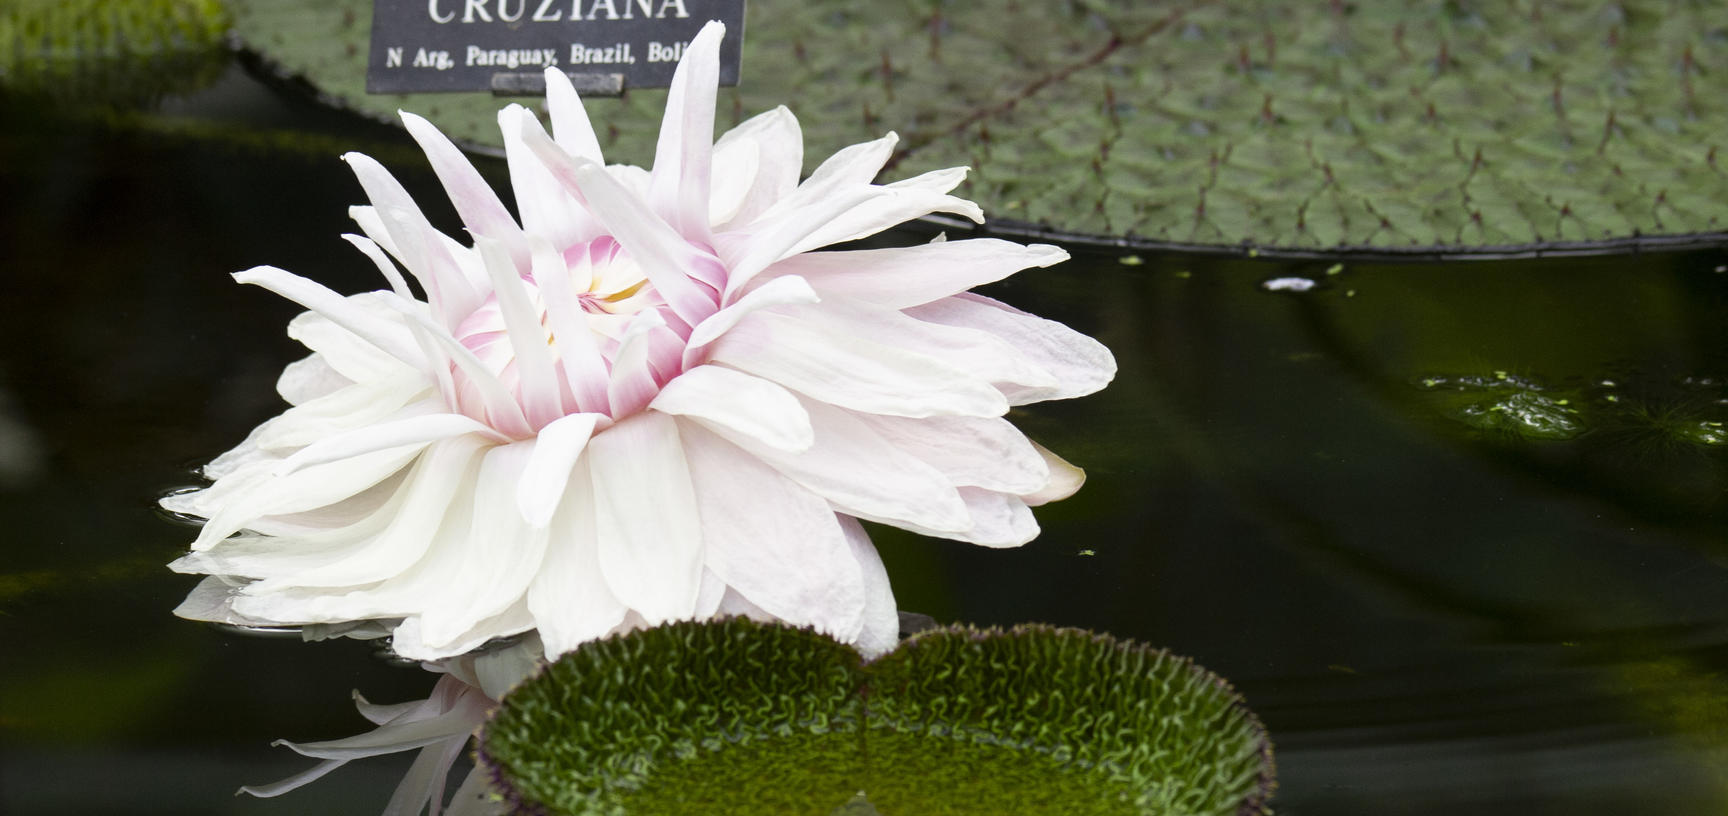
[367,0,745,95]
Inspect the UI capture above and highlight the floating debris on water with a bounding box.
[1262,276,1317,292]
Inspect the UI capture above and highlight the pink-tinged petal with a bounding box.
[680,422,865,641]
[416,442,548,647]
[401,111,529,270]
[519,124,720,325]
[354,692,425,727]
[382,295,534,438]
[528,462,629,658]
[699,396,970,533]
[502,105,596,247]
[474,236,563,426]
[271,412,498,477]
[1021,440,1086,506]
[753,239,1068,311]
[685,274,819,365]
[707,308,1007,419]
[587,411,703,623]
[906,292,1117,403]
[713,185,882,300]
[341,234,414,299]
[529,236,609,413]
[650,365,812,452]
[648,20,722,241]
[343,153,482,327]
[190,444,423,550]
[855,413,1048,494]
[542,66,603,162]
[838,516,899,659]
[249,435,491,590]
[235,267,424,369]
[516,412,602,527]
[605,310,671,418]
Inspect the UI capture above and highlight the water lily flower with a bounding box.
[245,640,540,816]
[165,20,1115,663]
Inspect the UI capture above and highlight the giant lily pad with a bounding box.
[0,0,228,104]
[228,0,1728,256]
[479,618,1273,815]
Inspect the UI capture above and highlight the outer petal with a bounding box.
[708,308,1007,419]
[527,459,630,659]
[710,105,802,229]
[587,412,703,624]
[839,516,899,659]
[696,396,970,534]
[648,19,723,240]
[752,239,1068,311]
[855,413,1049,494]
[679,421,866,642]
[906,292,1117,404]
[649,365,813,453]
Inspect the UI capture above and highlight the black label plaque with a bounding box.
[366,0,745,95]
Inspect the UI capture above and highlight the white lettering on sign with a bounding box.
[412,48,455,70]
[646,40,686,62]
[428,0,690,22]
[568,42,634,64]
[467,46,560,68]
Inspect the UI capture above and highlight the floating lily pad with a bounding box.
[479,618,1273,816]
[227,0,1728,256]
[0,0,228,104]
[1415,373,1584,440]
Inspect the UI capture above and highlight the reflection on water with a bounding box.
[2,56,1726,815]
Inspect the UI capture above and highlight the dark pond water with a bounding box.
[3,59,1727,815]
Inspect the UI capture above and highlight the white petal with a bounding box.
[276,354,351,407]
[693,567,728,619]
[855,414,1048,494]
[401,111,528,270]
[239,758,347,798]
[474,235,563,426]
[249,434,492,590]
[839,516,899,659]
[711,106,803,230]
[707,308,1007,419]
[648,19,722,239]
[1021,440,1086,506]
[416,442,549,647]
[343,153,483,326]
[529,234,610,414]
[650,366,812,453]
[236,267,424,368]
[272,412,498,477]
[255,374,430,451]
[543,66,603,162]
[515,412,602,527]
[527,462,628,658]
[393,600,536,662]
[686,274,819,361]
[191,444,424,550]
[698,396,970,534]
[907,293,1117,404]
[341,233,414,299]
[680,422,865,641]
[588,412,703,624]
[502,106,592,249]
[753,239,1068,311]
[382,736,466,816]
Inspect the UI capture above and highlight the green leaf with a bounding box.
[479,618,1273,816]
[0,0,229,104]
[229,0,1728,255]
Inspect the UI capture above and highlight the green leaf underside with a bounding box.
[479,619,1272,816]
[228,0,1728,253]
